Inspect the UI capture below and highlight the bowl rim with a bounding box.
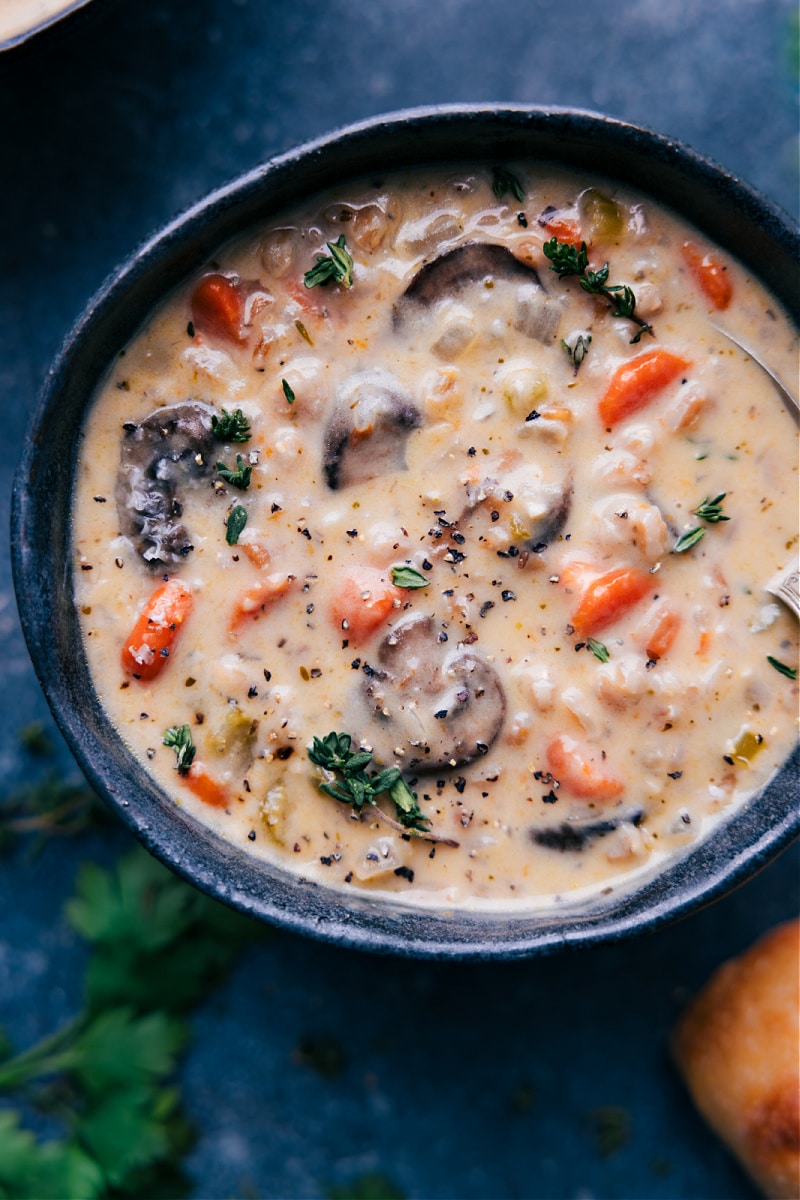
[11,103,800,959]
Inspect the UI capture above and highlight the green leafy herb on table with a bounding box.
[304,234,354,289]
[328,1173,406,1200]
[0,849,261,1200]
[587,1104,631,1158]
[543,237,653,343]
[211,407,251,443]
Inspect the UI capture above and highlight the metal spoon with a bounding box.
[712,324,799,617]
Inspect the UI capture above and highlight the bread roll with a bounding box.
[673,918,800,1198]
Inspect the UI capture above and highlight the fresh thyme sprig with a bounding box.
[693,493,730,523]
[308,732,429,832]
[543,237,653,344]
[673,493,731,554]
[216,454,252,490]
[304,235,354,289]
[211,408,251,443]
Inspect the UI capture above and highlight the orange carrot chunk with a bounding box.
[121,579,193,680]
[571,566,653,636]
[183,761,229,808]
[329,567,401,645]
[546,734,624,801]
[190,273,245,342]
[229,572,294,631]
[635,603,682,661]
[542,214,583,247]
[681,241,733,311]
[598,349,691,427]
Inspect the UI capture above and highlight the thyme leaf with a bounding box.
[216,454,251,490]
[767,656,798,680]
[543,237,653,343]
[673,527,705,554]
[304,234,354,289]
[492,166,525,203]
[693,492,730,523]
[561,332,592,373]
[162,725,195,775]
[225,504,248,545]
[390,565,430,590]
[211,408,251,443]
[586,637,610,662]
[282,378,295,405]
[308,732,430,832]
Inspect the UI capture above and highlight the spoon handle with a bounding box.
[767,567,800,620]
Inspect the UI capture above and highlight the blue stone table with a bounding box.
[0,2,797,1196]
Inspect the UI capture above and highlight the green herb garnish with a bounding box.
[211,407,251,443]
[492,166,525,203]
[673,527,705,554]
[162,725,195,775]
[225,504,248,545]
[390,565,430,590]
[562,332,592,373]
[586,637,610,662]
[693,492,730,523]
[216,453,252,489]
[767,656,798,680]
[0,847,259,1200]
[308,732,429,832]
[304,234,354,289]
[543,237,653,344]
[282,378,295,405]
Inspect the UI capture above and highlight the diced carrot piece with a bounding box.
[241,541,272,569]
[696,630,712,658]
[121,580,193,681]
[546,734,624,801]
[183,761,229,808]
[229,572,294,631]
[634,603,682,661]
[191,273,245,342]
[542,214,583,247]
[329,567,400,644]
[571,566,653,636]
[681,241,733,311]
[284,277,328,318]
[598,349,691,428]
[558,560,596,594]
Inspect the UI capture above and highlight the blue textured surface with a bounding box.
[0,2,798,1197]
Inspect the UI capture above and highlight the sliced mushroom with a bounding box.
[360,613,506,772]
[393,242,560,343]
[322,370,421,490]
[116,401,216,566]
[457,466,573,560]
[531,809,644,852]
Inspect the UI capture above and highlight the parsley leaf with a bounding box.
[304,235,354,289]
[211,407,251,443]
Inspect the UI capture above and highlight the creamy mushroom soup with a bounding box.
[72,163,799,911]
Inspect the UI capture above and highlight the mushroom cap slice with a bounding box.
[393,242,544,326]
[322,369,421,490]
[116,401,216,566]
[362,614,506,771]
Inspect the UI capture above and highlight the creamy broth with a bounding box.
[72,163,799,912]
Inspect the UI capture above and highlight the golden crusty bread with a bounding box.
[673,918,800,1199]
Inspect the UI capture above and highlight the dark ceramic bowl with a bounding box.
[12,106,799,958]
[0,0,94,50]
